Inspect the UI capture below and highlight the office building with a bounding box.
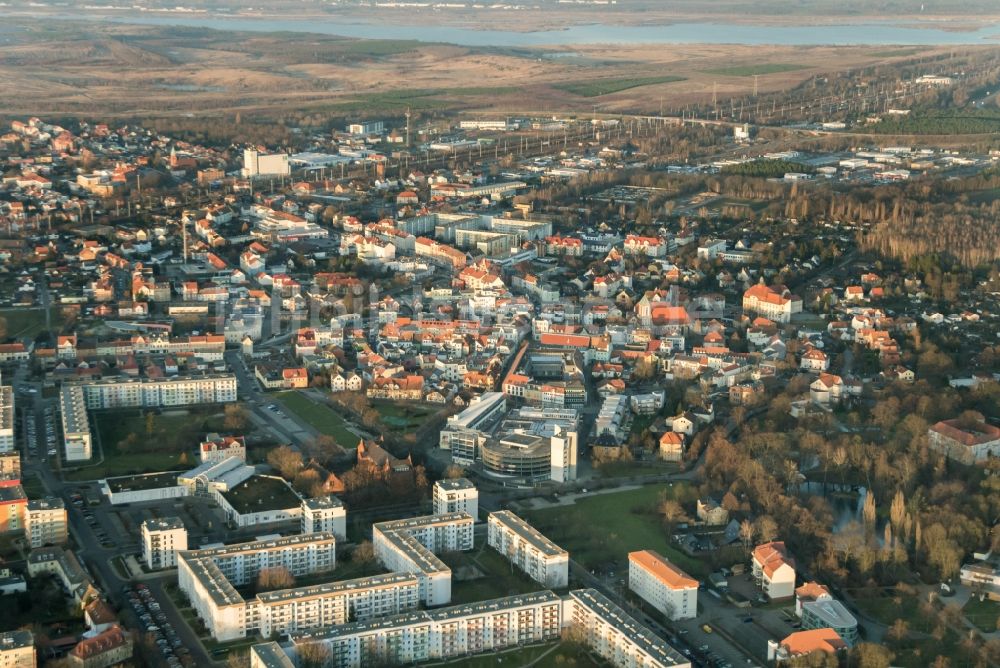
[487,510,568,588]
[0,630,35,668]
[142,517,187,569]
[372,513,474,606]
[301,497,346,539]
[628,550,697,620]
[25,498,68,548]
[795,583,859,646]
[432,478,478,519]
[439,392,506,460]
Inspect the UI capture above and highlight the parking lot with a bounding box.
[125,582,194,668]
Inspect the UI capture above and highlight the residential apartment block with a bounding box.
[178,533,337,641]
[752,541,797,600]
[141,517,187,569]
[565,589,691,668]
[253,572,420,639]
[487,510,569,588]
[0,630,35,668]
[432,478,479,519]
[24,498,68,548]
[628,550,698,620]
[0,384,13,454]
[372,512,474,606]
[287,590,564,668]
[60,385,92,462]
[301,496,347,539]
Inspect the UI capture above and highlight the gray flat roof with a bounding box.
[489,510,567,558]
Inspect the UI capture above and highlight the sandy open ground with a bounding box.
[0,18,969,119]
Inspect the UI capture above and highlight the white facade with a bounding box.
[0,385,13,454]
[142,517,187,569]
[301,497,347,539]
[487,511,569,588]
[77,374,238,409]
[252,573,420,639]
[372,512,474,606]
[565,589,691,668]
[287,590,564,668]
[24,498,68,549]
[178,533,337,641]
[60,386,91,462]
[243,148,290,178]
[752,541,797,600]
[628,550,697,620]
[432,478,478,520]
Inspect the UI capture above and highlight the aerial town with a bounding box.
[0,20,998,668]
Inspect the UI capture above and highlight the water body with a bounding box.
[19,12,1000,46]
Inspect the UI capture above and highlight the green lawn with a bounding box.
[963,596,999,633]
[442,642,604,668]
[594,460,679,479]
[372,402,438,430]
[444,545,549,604]
[0,307,59,338]
[553,75,684,97]
[63,407,229,480]
[852,591,932,630]
[704,63,805,77]
[276,391,358,449]
[522,484,704,577]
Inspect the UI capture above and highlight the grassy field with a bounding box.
[963,596,999,633]
[371,402,439,430]
[594,460,679,479]
[704,63,805,76]
[0,307,59,338]
[553,75,684,97]
[522,484,704,577]
[442,642,604,667]
[275,391,358,449]
[444,544,549,604]
[64,407,226,480]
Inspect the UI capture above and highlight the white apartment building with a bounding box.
[252,573,420,639]
[0,630,35,668]
[0,384,13,454]
[752,541,797,600]
[487,510,569,588]
[565,589,691,668]
[301,497,346,539]
[142,517,187,569]
[251,642,294,668]
[432,478,478,519]
[76,374,238,409]
[628,550,698,620]
[372,512,474,606]
[178,533,337,641]
[59,385,91,462]
[24,498,68,549]
[286,590,564,668]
